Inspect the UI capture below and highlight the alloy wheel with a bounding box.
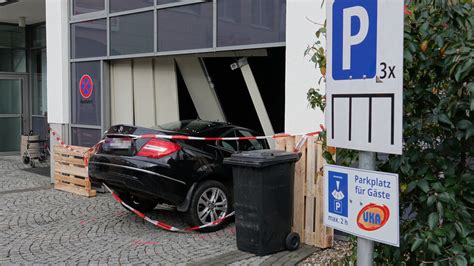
[197,187,228,224]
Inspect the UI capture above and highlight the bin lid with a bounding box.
[224,150,301,168]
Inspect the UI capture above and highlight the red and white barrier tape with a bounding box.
[49,127,103,164]
[116,124,325,152]
[50,128,85,155]
[50,124,324,155]
[103,183,234,232]
[132,130,322,142]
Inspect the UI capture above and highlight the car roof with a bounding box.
[154,119,234,135]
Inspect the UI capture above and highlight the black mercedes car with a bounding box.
[89,120,268,231]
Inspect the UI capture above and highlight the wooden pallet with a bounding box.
[53,145,96,197]
[275,136,334,248]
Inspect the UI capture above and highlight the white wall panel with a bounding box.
[46,0,69,124]
[132,58,156,127]
[110,59,134,125]
[154,57,179,125]
[285,0,326,133]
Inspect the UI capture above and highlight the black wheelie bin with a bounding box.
[224,150,301,256]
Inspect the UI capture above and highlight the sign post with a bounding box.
[357,151,376,266]
[325,0,404,264]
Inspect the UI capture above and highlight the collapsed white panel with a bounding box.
[239,60,275,141]
[175,57,225,122]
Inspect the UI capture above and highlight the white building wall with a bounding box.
[285,0,326,133]
[46,0,70,183]
[46,0,69,124]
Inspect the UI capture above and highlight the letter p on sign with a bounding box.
[332,0,377,80]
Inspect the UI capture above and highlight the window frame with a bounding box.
[67,0,286,145]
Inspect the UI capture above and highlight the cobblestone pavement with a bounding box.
[0,156,317,265]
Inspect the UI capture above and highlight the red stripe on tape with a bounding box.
[212,217,225,225]
[111,192,123,203]
[201,137,221,141]
[156,221,173,230]
[132,209,146,219]
[171,136,190,140]
[185,225,201,231]
[305,131,321,137]
[273,134,291,138]
[140,134,157,139]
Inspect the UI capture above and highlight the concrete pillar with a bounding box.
[46,0,70,183]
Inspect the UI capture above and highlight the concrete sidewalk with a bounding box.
[0,156,318,265]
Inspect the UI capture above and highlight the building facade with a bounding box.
[0,0,47,155]
[0,0,325,161]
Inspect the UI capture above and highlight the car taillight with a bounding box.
[137,139,180,159]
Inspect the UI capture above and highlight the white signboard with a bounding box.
[324,164,399,247]
[326,0,404,154]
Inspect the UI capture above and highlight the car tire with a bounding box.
[186,180,232,233]
[119,193,158,213]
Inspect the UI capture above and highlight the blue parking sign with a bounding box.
[328,171,348,217]
[332,0,377,80]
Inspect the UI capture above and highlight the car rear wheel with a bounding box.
[186,180,232,232]
[119,193,158,213]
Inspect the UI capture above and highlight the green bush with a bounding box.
[307,1,473,264]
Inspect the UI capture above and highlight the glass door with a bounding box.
[0,76,26,154]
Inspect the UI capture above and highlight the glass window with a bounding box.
[0,24,25,48]
[71,61,102,126]
[157,0,191,5]
[157,3,213,52]
[31,49,47,116]
[0,80,21,114]
[0,117,21,152]
[217,0,286,47]
[0,49,26,72]
[71,19,107,59]
[110,12,154,55]
[32,116,49,140]
[110,0,153,13]
[73,0,105,15]
[0,24,26,72]
[30,24,46,48]
[72,127,102,147]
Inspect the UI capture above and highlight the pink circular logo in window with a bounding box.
[79,74,94,99]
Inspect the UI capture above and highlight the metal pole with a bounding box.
[357,151,376,266]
